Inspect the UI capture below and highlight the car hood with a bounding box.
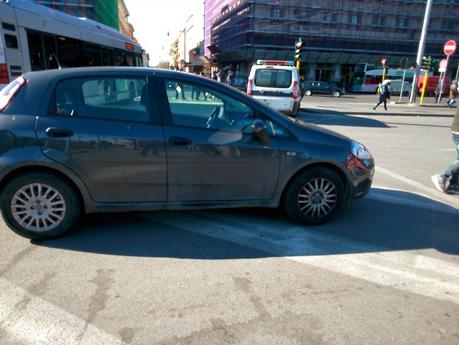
[287,118,352,148]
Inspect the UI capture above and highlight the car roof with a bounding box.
[251,65,297,71]
[22,67,198,81]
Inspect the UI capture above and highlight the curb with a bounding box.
[300,109,455,117]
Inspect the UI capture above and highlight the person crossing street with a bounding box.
[431,105,459,194]
[373,80,391,111]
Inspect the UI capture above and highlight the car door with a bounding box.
[35,74,167,203]
[158,78,282,202]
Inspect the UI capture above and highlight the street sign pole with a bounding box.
[381,58,387,83]
[399,57,408,102]
[410,0,433,103]
[438,54,450,104]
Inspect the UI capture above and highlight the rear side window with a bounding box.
[254,69,292,88]
[53,77,149,123]
[4,34,18,49]
[0,76,26,112]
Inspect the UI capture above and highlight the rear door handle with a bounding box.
[168,136,192,146]
[45,127,74,138]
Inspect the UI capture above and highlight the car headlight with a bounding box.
[351,141,372,160]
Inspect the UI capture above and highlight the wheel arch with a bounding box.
[279,162,350,207]
[0,165,87,213]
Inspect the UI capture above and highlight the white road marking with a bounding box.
[376,166,459,209]
[439,149,456,151]
[369,185,459,215]
[0,278,124,345]
[141,208,459,305]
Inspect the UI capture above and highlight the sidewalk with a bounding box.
[300,95,456,117]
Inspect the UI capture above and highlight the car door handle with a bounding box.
[168,136,192,146]
[45,127,74,138]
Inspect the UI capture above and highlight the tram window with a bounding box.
[2,23,16,31]
[27,32,44,71]
[82,43,101,66]
[4,34,18,49]
[44,35,59,69]
[57,37,82,67]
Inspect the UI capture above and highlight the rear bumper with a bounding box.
[253,96,298,113]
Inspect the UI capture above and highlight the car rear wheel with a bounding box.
[1,173,81,240]
[305,90,312,96]
[283,168,345,225]
[332,91,341,97]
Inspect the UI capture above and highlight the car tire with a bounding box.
[283,167,345,225]
[333,91,341,97]
[1,172,81,240]
[305,90,312,96]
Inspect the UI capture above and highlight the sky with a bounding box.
[125,0,204,66]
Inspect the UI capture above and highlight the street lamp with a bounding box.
[409,0,433,104]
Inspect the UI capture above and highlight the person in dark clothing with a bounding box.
[432,106,459,194]
[226,70,234,86]
[373,80,391,111]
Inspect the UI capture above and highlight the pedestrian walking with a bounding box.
[216,71,222,83]
[373,80,391,111]
[447,80,458,107]
[431,105,459,194]
[226,69,234,86]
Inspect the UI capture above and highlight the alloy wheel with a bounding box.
[11,183,67,232]
[296,177,338,219]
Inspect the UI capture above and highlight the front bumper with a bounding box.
[345,155,375,201]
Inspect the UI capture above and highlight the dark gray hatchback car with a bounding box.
[0,67,374,239]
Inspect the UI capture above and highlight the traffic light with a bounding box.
[294,38,303,61]
[421,56,432,71]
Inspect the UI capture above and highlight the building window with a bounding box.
[372,16,385,26]
[272,8,283,19]
[441,20,456,31]
[396,17,409,28]
[323,13,331,23]
[349,14,361,26]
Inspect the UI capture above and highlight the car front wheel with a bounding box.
[1,172,81,240]
[305,90,312,96]
[284,168,345,225]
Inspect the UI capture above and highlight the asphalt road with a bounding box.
[0,107,458,345]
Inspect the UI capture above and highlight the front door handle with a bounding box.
[45,127,74,138]
[168,136,192,146]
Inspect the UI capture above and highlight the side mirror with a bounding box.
[252,119,270,145]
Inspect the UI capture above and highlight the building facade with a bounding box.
[118,0,136,40]
[205,0,459,82]
[168,10,205,71]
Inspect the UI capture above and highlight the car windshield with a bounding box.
[254,69,292,88]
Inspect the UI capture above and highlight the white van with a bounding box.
[247,60,301,116]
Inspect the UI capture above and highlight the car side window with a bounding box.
[53,77,148,123]
[164,79,254,132]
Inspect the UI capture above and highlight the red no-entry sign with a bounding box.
[444,40,456,56]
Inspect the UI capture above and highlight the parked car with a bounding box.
[381,79,411,96]
[247,60,301,116]
[0,67,374,239]
[301,81,344,97]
